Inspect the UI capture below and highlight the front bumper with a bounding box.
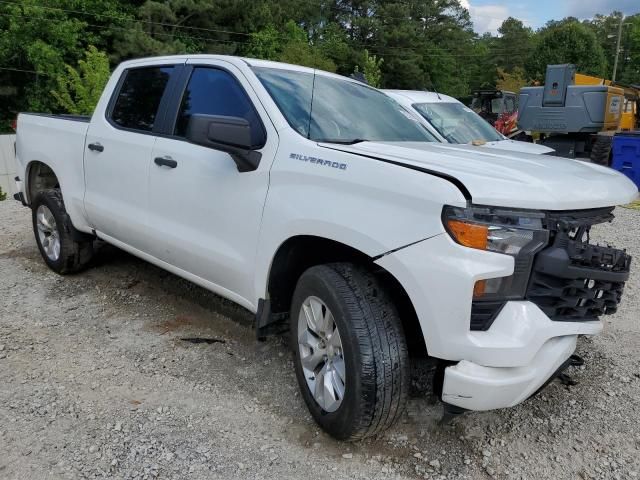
[375,232,604,411]
[441,335,577,410]
[375,233,602,367]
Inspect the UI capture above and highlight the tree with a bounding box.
[613,14,640,84]
[52,46,111,115]
[0,0,131,129]
[111,0,219,60]
[527,21,607,80]
[355,49,383,87]
[492,17,534,72]
[466,33,498,91]
[1,0,635,132]
[496,67,527,92]
[0,1,86,114]
[318,23,352,76]
[245,21,336,71]
[244,25,281,61]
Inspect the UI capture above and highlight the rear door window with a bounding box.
[110,66,174,132]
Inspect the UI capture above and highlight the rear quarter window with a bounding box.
[110,66,174,132]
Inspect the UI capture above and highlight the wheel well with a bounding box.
[27,161,59,203]
[267,235,428,357]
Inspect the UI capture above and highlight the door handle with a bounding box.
[154,156,177,168]
[88,142,104,152]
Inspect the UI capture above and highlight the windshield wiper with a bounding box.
[316,138,370,145]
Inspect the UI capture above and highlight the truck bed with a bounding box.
[15,112,92,226]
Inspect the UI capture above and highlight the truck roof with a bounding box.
[117,54,368,87]
[383,90,459,104]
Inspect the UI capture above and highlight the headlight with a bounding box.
[443,205,549,300]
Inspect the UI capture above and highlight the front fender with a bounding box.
[252,137,467,304]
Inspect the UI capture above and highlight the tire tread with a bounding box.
[32,189,93,274]
[296,263,409,440]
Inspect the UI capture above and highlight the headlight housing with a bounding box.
[443,205,549,300]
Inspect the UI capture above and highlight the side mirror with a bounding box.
[186,114,264,172]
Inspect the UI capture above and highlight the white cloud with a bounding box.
[461,1,532,35]
[564,0,639,19]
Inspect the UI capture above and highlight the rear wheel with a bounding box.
[32,189,94,274]
[590,136,613,166]
[290,263,409,440]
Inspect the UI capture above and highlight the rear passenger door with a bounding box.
[84,61,183,251]
[146,61,278,307]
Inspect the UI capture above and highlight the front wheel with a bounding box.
[290,263,409,440]
[31,189,93,274]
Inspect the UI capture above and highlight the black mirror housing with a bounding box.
[185,114,263,172]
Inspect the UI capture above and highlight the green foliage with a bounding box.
[491,18,535,73]
[245,21,336,71]
[616,14,640,84]
[356,50,383,88]
[0,0,638,130]
[52,46,111,115]
[0,186,6,202]
[496,67,528,93]
[527,21,607,80]
[245,25,281,61]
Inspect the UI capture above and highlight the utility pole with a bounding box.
[612,14,624,82]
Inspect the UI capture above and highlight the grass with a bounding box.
[622,199,640,210]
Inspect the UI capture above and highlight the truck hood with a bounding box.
[320,141,639,210]
[481,139,555,155]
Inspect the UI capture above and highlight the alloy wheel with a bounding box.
[36,204,61,262]
[297,296,346,413]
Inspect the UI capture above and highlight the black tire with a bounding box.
[31,189,93,274]
[590,136,612,166]
[290,263,409,441]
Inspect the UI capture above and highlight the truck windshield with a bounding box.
[413,102,503,143]
[253,67,436,143]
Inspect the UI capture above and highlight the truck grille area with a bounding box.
[470,301,505,331]
[526,208,631,321]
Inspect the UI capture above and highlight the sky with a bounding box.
[460,0,640,34]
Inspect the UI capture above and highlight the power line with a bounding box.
[0,0,520,52]
[0,4,543,68]
[0,65,52,75]
[0,8,536,61]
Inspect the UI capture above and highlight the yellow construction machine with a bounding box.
[575,73,639,132]
[518,64,639,165]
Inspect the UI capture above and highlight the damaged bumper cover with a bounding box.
[442,334,578,411]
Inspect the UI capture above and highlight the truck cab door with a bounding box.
[83,60,185,251]
[146,61,278,308]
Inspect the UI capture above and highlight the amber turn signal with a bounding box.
[473,280,486,298]
[446,220,488,250]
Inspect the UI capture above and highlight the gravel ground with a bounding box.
[1,198,639,480]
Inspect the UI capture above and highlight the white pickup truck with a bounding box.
[13,55,638,441]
